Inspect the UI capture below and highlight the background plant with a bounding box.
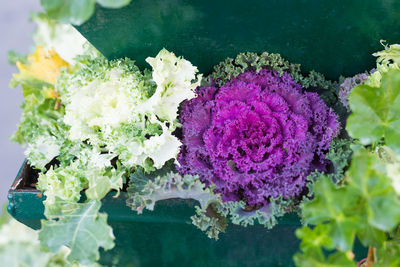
[40,0,131,25]
[294,45,400,267]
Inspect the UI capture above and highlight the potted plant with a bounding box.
[7,1,400,266]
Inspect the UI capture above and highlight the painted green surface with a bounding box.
[7,191,44,230]
[8,167,367,266]
[7,163,308,266]
[77,0,400,80]
[8,186,303,266]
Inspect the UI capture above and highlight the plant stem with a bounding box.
[365,246,376,267]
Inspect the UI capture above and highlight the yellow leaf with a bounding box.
[42,87,60,100]
[14,45,69,84]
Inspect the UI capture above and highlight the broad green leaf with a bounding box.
[330,220,358,251]
[41,0,132,25]
[85,176,113,200]
[376,228,400,267]
[347,70,400,153]
[293,250,355,267]
[347,151,400,231]
[296,224,334,257]
[97,0,131,8]
[301,177,359,251]
[368,195,400,231]
[301,177,356,225]
[86,172,122,200]
[298,148,400,263]
[39,200,114,264]
[358,224,386,248]
[40,0,96,25]
[44,198,81,219]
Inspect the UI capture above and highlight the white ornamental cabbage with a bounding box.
[62,67,144,142]
[60,49,201,170]
[143,48,202,123]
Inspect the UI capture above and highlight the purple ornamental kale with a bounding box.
[178,69,339,206]
[339,70,373,110]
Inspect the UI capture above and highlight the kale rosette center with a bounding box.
[178,69,339,206]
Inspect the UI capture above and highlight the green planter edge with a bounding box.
[7,161,368,266]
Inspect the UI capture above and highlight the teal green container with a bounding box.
[8,162,304,266]
[9,0,400,265]
[8,162,367,266]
